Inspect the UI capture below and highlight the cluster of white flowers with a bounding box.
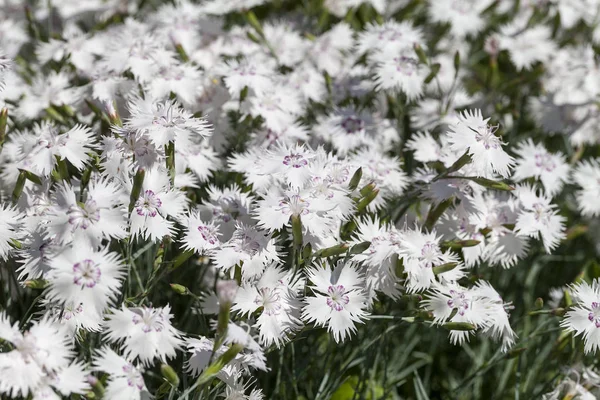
[1,0,600,398]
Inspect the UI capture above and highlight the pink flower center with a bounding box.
[588,302,600,328]
[394,56,418,75]
[73,259,101,288]
[122,364,145,390]
[278,194,310,216]
[327,285,350,311]
[341,116,364,135]
[283,153,308,168]
[447,290,469,316]
[474,124,501,150]
[255,287,282,316]
[534,153,556,172]
[132,308,164,333]
[68,200,100,230]
[135,190,162,217]
[198,225,218,245]
[420,242,440,268]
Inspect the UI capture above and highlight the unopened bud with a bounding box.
[170,283,189,295]
[534,297,544,310]
[216,279,239,306]
[161,364,180,387]
[104,100,122,126]
[24,279,48,289]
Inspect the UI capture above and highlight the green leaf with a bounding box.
[314,243,349,258]
[442,322,477,331]
[423,63,441,84]
[432,262,459,275]
[414,44,428,65]
[197,343,244,385]
[348,167,362,191]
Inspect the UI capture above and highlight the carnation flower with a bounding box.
[302,263,369,343]
[218,58,273,98]
[199,184,254,240]
[573,159,600,217]
[124,96,212,148]
[22,122,97,176]
[16,230,57,280]
[446,109,514,178]
[130,167,188,242]
[255,188,338,239]
[182,211,221,253]
[513,185,566,253]
[0,204,21,260]
[372,49,427,100]
[18,72,84,119]
[104,304,183,365]
[561,279,600,354]
[423,280,515,348]
[512,140,569,196]
[398,228,461,292]
[46,240,125,327]
[46,178,128,246]
[428,0,493,38]
[93,348,149,400]
[233,265,303,347]
[0,314,78,398]
[211,224,279,280]
[357,21,424,56]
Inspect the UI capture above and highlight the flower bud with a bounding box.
[161,364,180,387]
[216,279,239,306]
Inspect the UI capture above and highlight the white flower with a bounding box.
[513,185,566,253]
[182,211,221,253]
[219,59,274,98]
[561,279,600,354]
[211,224,280,280]
[0,314,76,398]
[130,167,188,242]
[232,265,303,347]
[186,328,266,383]
[0,203,21,260]
[46,240,125,327]
[104,304,184,365]
[258,143,316,189]
[397,228,459,292]
[422,281,514,347]
[429,0,493,38]
[313,108,374,155]
[255,188,338,239]
[573,159,600,217]
[471,281,516,351]
[47,178,128,246]
[199,185,254,240]
[287,64,326,104]
[405,131,443,163]
[124,96,212,148]
[250,85,302,133]
[93,348,149,400]
[302,263,369,343]
[309,23,354,76]
[16,230,57,280]
[0,51,10,92]
[23,122,97,176]
[513,140,569,196]
[372,50,427,100]
[497,25,556,70]
[18,72,84,119]
[350,148,408,209]
[357,21,424,56]
[446,109,514,178]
